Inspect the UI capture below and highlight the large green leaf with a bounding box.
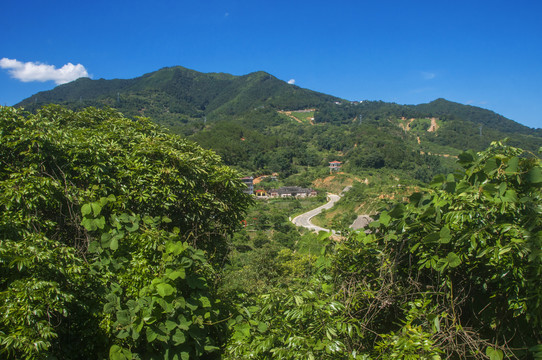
[146,327,158,343]
[91,202,102,217]
[109,345,132,360]
[505,156,519,174]
[167,269,186,280]
[486,346,503,360]
[526,167,542,184]
[446,252,461,268]
[81,203,92,217]
[116,310,132,326]
[156,283,175,297]
[439,226,451,244]
[110,238,119,251]
[379,211,391,226]
[172,329,186,345]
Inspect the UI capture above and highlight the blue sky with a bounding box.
[1,0,541,128]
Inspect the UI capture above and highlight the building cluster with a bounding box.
[241,161,341,197]
[240,177,317,198]
[256,186,317,198]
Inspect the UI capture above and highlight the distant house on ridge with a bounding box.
[329,160,342,172]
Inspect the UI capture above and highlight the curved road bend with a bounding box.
[291,194,341,233]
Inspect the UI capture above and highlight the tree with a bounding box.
[0,106,252,359]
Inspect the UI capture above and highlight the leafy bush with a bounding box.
[334,141,542,358]
[0,106,251,359]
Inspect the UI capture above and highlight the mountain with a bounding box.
[16,66,341,127]
[16,66,539,134]
[412,98,540,136]
[14,66,541,182]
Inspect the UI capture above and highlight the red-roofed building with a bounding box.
[255,189,268,197]
[329,161,342,172]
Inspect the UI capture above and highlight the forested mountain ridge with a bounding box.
[16,66,540,135]
[16,66,341,126]
[412,98,541,136]
[14,66,541,180]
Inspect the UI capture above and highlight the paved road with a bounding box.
[291,194,341,233]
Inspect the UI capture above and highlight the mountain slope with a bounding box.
[16,66,341,125]
[412,98,539,135]
[14,66,541,180]
[16,66,539,137]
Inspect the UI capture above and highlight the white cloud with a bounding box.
[421,71,436,80]
[287,79,295,84]
[0,58,89,85]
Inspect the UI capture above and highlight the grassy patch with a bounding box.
[290,111,315,123]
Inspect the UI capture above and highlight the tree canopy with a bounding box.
[0,105,251,359]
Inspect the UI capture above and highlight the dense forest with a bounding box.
[16,66,341,127]
[1,106,541,359]
[15,66,542,184]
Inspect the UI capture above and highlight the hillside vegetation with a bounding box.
[15,67,542,186]
[1,106,541,359]
[6,66,542,359]
[17,66,340,130]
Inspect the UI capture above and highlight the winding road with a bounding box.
[291,186,374,233]
[291,194,341,233]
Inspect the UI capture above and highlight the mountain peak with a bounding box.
[16,66,339,122]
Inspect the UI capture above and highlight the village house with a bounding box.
[268,186,317,198]
[329,160,342,172]
[240,176,254,195]
[255,189,268,197]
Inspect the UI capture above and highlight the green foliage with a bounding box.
[225,279,357,359]
[16,66,541,183]
[0,105,251,359]
[374,299,443,359]
[222,142,541,359]
[331,211,357,233]
[343,140,542,357]
[219,197,327,298]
